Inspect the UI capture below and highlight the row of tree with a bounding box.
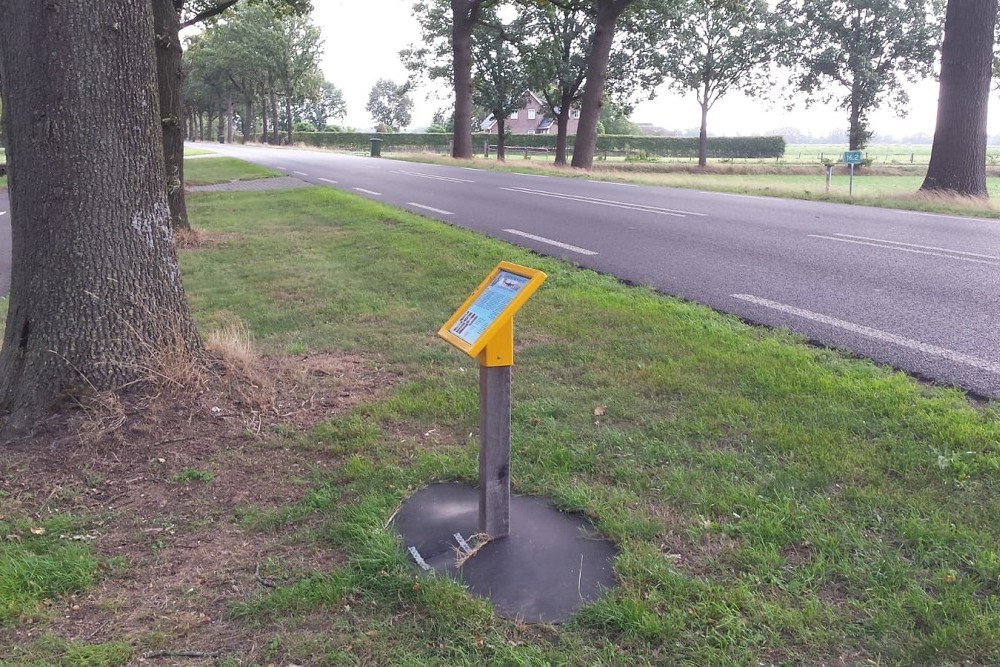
[182,5,345,145]
[414,0,996,194]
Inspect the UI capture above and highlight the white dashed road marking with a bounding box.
[504,229,598,256]
[408,203,454,216]
[318,178,338,184]
[809,234,1000,267]
[353,188,382,196]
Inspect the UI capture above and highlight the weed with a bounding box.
[172,468,214,483]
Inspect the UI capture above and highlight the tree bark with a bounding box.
[496,118,506,161]
[921,0,998,197]
[285,95,294,146]
[571,0,632,169]
[153,0,190,231]
[0,0,201,436]
[244,97,255,143]
[451,0,484,159]
[261,91,270,143]
[698,96,709,167]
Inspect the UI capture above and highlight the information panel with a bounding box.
[438,261,547,359]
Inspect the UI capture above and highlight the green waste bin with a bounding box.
[369,137,383,157]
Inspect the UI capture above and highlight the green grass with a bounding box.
[0,514,101,626]
[171,468,214,483]
[0,633,132,667]
[175,185,1000,665]
[183,147,215,156]
[183,156,281,186]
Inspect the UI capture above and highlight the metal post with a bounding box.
[479,364,511,538]
[826,165,833,193]
[849,163,855,197]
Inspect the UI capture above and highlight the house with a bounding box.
[481,91,581,135]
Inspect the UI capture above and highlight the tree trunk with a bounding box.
[451,0,482,159]
[285,95,294,146]
[226,95,235,142]
[698,97,709,168]
[244,97,254,143]
[571,0,632,169]
[554,109,571,166]
[272,81,283,144]
[153,0,190,231]
[0,0,201,436]
[921,0,998,197]
[261,92,270,143]
[497,118,506,161]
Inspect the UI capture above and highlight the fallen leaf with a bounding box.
[30,526,46,535]
[593,405,606,416]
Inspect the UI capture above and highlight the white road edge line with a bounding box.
[318,178,338,184]
[408,202,454,216]
[353,188,382,196]
[808,235,1000,267]
[833,233,1000,260]
[732,294,1000,374]
[504,228,598,256]
[293,171,308,176]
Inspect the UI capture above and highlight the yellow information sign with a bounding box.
[438,261,547,367]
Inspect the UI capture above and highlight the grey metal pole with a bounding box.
[479,365,511,539]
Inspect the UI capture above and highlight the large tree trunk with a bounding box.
[0,0,201,436]
[153,0,190,231]
[226,95,235,142]
[285,95,294,146]
[921,0,998,197]
[571,0,632,169]
[451,0,483,159]
[244,97,255,143]
[554,110,571,166]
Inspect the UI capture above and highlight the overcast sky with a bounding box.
[311,0,990,140]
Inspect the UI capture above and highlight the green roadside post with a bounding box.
[369,137,383,157]
[843,150,863,196]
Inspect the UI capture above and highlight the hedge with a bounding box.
[291,132,786,159]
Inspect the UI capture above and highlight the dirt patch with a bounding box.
[0,350,400,662]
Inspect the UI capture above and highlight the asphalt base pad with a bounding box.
[393,483,617,624]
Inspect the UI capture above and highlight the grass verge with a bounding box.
[2,174,997,664]
[178,184,998,664]
[183,156,282,186]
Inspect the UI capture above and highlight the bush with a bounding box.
[291,132,786,159]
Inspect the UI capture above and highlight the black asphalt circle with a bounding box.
[393,483,618,624]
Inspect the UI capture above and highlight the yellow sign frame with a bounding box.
[438,261,547,367]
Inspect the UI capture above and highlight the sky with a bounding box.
[311,0,991,141]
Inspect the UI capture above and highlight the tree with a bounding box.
[452,1,495,158]
[0,0,200,435]
[295,80,347,131]
[921,0,998,197]
[777,0,941,151]
[518,1,592,165]
[473,11,530,161]
[570,0,640,169]
[657,0,779,166]
[153,0,312,230]
[599,99,641,135]
[403,0,495,158]
[366,79,415,130]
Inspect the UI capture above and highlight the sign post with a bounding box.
[843,150,863,196]
[438,262,547,538]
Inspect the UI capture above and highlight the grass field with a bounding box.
[3,156,998,665]
[183,156,282,186]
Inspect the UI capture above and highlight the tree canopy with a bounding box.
[777,0,942,150]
